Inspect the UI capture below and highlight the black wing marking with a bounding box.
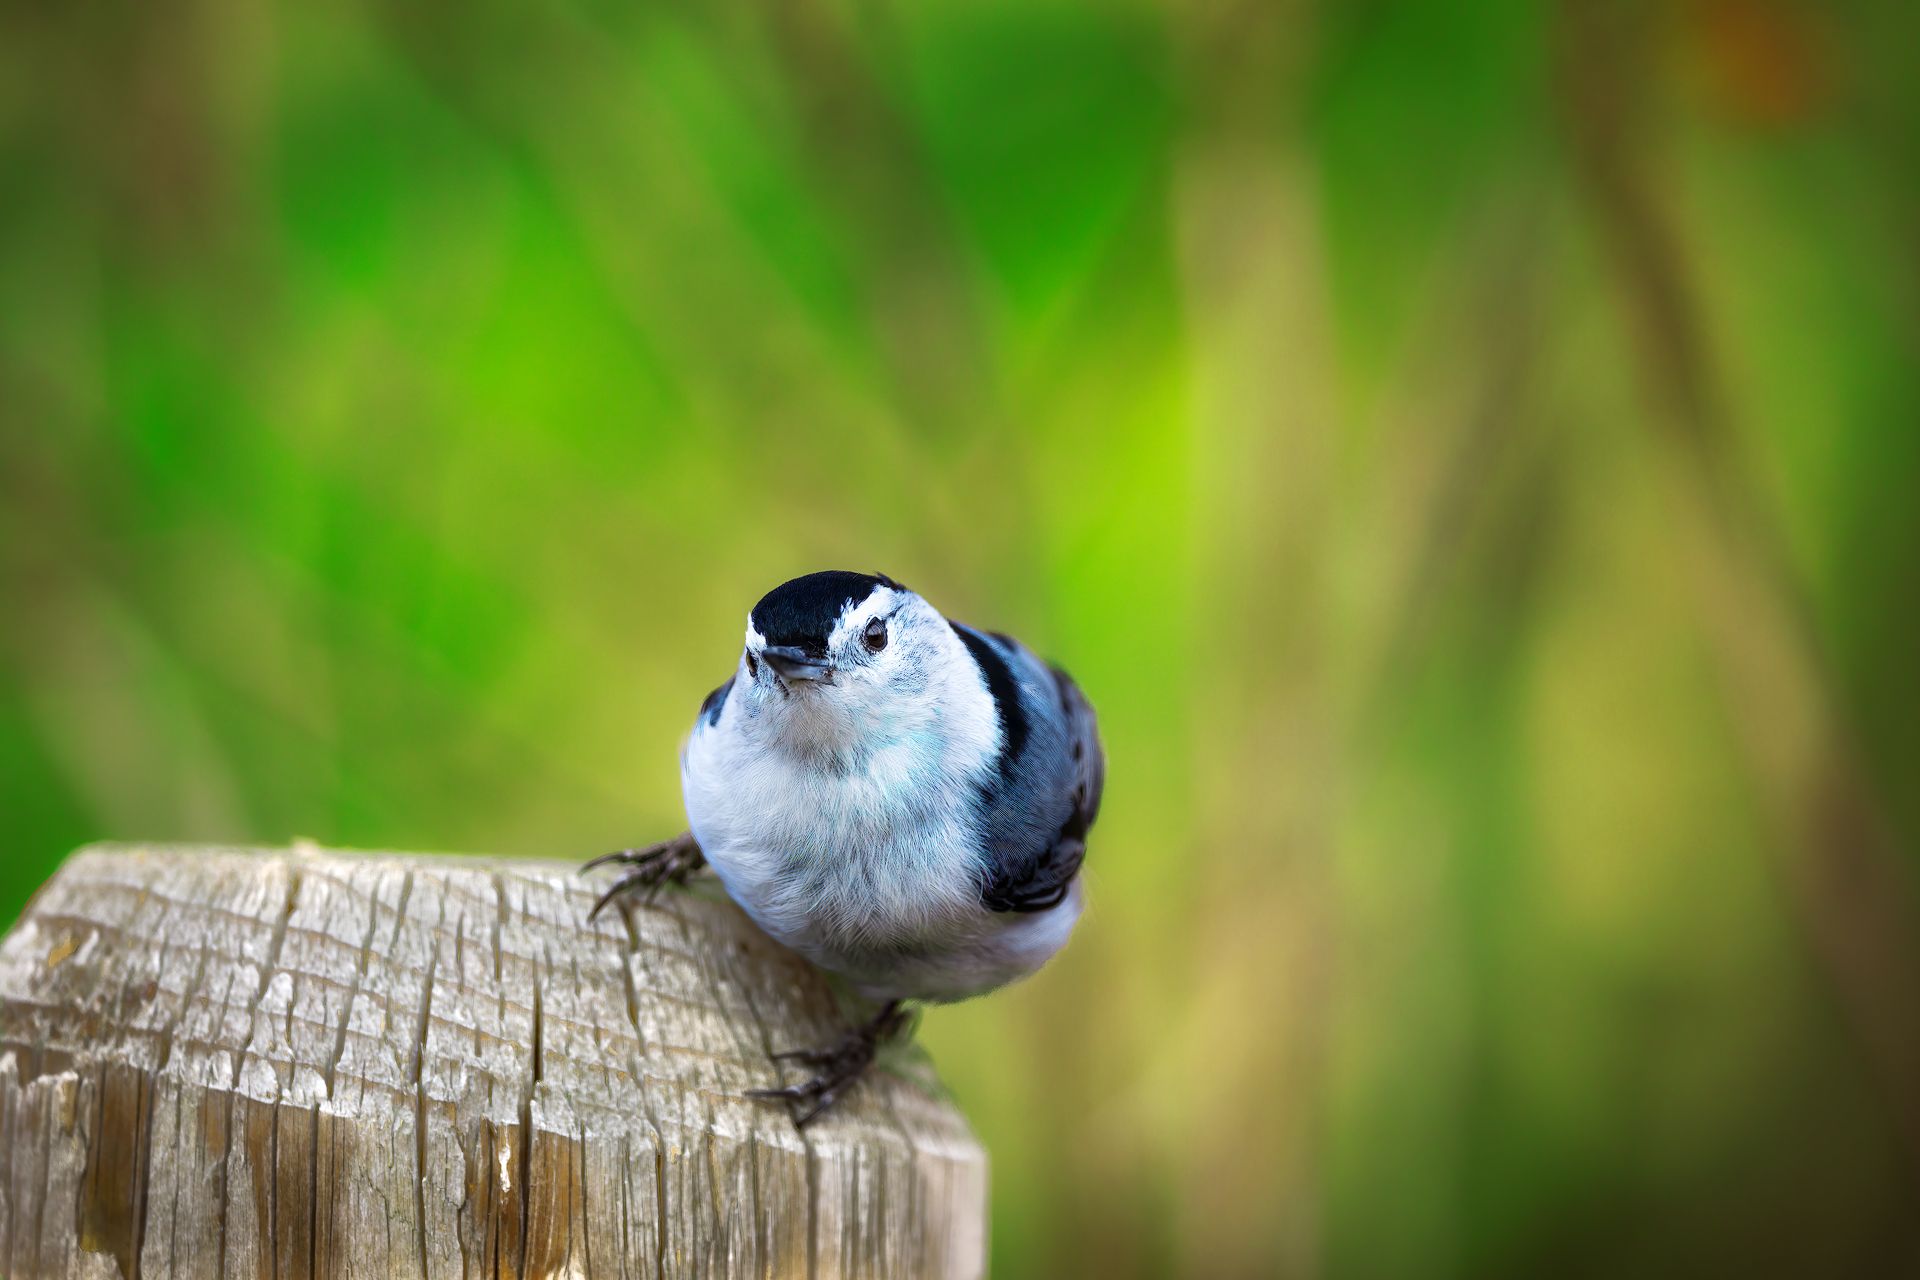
[699,675,734,728]
[951,624,1029,787]
[981,665,1104,913]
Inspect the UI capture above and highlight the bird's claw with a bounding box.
[747,1063,868,1128]
[583,834,705,919]
[748,1000,910,1128]
[769,1047,839,1067]
[746,1078,857,1129]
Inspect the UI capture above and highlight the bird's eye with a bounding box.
[863,618,889,653]
[745,651,758,678]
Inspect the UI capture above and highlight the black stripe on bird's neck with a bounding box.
[952,623,1027,786]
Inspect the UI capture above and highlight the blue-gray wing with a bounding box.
[961,627,1103,913]
[697,675,734,729]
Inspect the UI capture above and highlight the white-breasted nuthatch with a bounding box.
[587,570,1104,1124]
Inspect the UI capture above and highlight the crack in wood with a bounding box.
[412,944,437,1280]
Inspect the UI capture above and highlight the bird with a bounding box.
[585,570,1103,1125]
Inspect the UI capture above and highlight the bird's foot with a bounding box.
[583,833,706,918]
[748,1000,911,1128]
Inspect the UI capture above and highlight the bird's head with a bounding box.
[735,570,961,757]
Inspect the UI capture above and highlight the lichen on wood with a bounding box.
[0,843,987,1279]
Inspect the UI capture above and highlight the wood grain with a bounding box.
[0,844,987,1279]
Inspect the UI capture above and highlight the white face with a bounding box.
[738,586,953,750]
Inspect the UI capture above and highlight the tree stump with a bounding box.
[0,844,987,1278]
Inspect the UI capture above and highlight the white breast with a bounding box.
[681,707,990,958]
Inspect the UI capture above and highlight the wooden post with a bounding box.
[0,843,987,1279]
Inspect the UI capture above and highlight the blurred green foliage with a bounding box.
[3,0,1918,1273]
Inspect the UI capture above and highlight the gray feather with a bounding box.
[955,627,1104,912]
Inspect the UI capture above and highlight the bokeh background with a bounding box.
[4,0,1919,1273]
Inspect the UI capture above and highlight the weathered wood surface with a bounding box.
[0,844,986,1279]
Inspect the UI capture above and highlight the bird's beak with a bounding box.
[760,645,832,683]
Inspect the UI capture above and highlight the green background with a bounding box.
[3,0,1917,1273]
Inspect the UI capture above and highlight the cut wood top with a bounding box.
[0,843,986,1279]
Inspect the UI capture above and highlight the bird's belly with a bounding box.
[683,752,986,958]
[681,729,1080,1000]
[818,880,1084,1003]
